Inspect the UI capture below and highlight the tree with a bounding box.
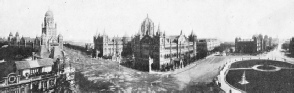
[282,43,289,50]
[197,47,208,59]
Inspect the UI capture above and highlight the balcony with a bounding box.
[19,72,56,81]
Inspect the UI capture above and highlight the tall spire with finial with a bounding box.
[95,28,98,36]
[180,30,183,35]
[157,23,161,34]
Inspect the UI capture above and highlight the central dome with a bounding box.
[140,15,154,36]
[45,10,53,17]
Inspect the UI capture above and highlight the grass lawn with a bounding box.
[226,60,294,92]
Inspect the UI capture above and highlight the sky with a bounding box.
[1,0,294,43]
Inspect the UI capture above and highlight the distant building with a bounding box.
[7,10,63,50]
[235,34,275,54]
[85,43,93,51]
[197,38,220,53]
[93,33,127,60]
[282,40,290,50]
[41,10,63,50]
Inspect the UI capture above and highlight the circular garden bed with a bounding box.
[225,60,294,92]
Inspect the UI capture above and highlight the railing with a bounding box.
[0,72,57,88]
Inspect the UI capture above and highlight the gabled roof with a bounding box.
[15,58,54,70]
[15,61,31,70]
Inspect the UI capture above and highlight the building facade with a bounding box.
[7,10,63,50]
[93,16,198,71]
[132,16,198,71]
[0,10,72,93]
[41,10,63,50]
[197,38,220,52]
[235,34,275,54]
[93,33,127,60]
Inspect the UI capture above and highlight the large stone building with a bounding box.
[197,38,220,52]
[93,16,198,71]
[7,10,63,50]
[235,34,275,54]
[93,32,130,60]
[0,10,72,93]
[41,10,63,49]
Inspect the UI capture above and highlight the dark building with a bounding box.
[197,38,220,55]
[235,34,276,54]
[93,15,198,71]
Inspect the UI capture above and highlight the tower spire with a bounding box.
[157,23,161,35]
[95,28,98,36]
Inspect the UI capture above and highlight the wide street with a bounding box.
[169,43,294,90]
[64,42,294,92]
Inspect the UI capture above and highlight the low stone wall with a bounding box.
[218,58,243,93]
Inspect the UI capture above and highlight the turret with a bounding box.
[235,37,239,42]
[58,34,63,49]
[58,34,63,43]
[15,32,20,43]
[15,32,19,37]
[156,24,163,37]
[189,30,197,42]
[9,32,13,37]
[8,32,13,42]
[122,32,130,44]
[189,30,197,57]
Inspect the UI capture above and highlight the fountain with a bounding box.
[239,71,249,85]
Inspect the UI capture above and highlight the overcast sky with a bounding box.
[1,0,294,43]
